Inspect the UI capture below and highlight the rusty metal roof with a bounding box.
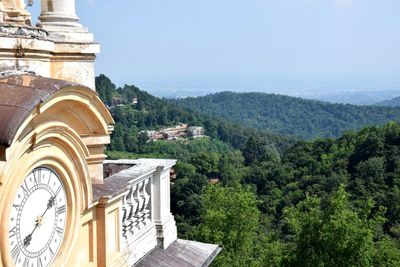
[0,74,90,147]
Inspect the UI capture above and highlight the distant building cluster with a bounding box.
[143,124,205,141]
[110,96,138,107]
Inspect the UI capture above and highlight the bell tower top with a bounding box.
[37,0,94,43]
[0,0,99,89]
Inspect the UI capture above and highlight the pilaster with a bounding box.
[82,135,111,185]
[153,166,177,249]
[96,197,108,267]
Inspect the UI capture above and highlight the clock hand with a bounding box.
[23,194,58,247]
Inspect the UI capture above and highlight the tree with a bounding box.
[124,127,139,152]
[174,161,196,179]
[95,74,115,105]
[348,157,387,207]
[218,151,245,185]
[110,123,125,151]
[191,184,260,267]
[189,152,219,178]
[284,185,400,267]
[204,118,218,138]
[348,131,384,171]
[243,136,280,165]
[137,131,149,152]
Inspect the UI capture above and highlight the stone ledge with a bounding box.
[93,158,176,202]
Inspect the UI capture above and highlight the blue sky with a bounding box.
[30,0,400,90]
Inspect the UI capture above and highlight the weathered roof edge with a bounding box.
[0,74,94,148]
[135,239,222,267]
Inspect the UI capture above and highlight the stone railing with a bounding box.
[120,175,156,266]
[122,178,152,238]
[93,159,178,266]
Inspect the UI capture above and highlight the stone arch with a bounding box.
[0,76,114,266]
[1,82,114,198]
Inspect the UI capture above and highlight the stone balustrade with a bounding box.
[122,178,151,238]
[93,159,178,266]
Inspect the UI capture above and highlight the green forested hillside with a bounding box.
[96,75,294,154]
[376,96,400,107]
[98,74,400,266]
[173,91,400,139]
[180,122,400,266]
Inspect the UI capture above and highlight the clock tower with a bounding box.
[0,74,114,266]
[0,1,221,266]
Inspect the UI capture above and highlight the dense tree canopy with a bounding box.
[96,74,293,155]
[284,186,400,266]
[99,74,400,266]
[173,91,400,139]
[190,185,260,267]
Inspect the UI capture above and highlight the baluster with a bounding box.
[133,181,144,231]
[121,190,130,238]
[141,178,151,226]
[127,184,138,235]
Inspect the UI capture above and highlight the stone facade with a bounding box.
[0,0,98,89]
[0,0,32,26]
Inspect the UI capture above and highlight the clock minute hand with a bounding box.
[39,184,62,219]
[42,195,56,217]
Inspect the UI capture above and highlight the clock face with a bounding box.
[8,167,67,267]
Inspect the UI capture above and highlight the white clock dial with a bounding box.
[8,167,67,267]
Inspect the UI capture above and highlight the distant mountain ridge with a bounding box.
[172,91,400,139]
[375,96,400,107]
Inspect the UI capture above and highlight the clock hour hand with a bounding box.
[23,213,44,247]
[23,233,33,247]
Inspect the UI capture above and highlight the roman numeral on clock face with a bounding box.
[9,226,16,239]
[55,226,64,236]
[37,256,44,267]
[20,180,29,194]
[22,257,30,267]
[11,245,20,262]
[57,205,66,215]
[33,168,42,185]
[49,246,55,258]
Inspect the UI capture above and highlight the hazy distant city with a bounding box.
[125,73,400,105]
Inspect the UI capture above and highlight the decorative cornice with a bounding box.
[0,69,36,77]
[0,24,48,39]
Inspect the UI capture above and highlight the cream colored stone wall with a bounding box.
[0,86,114,267]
